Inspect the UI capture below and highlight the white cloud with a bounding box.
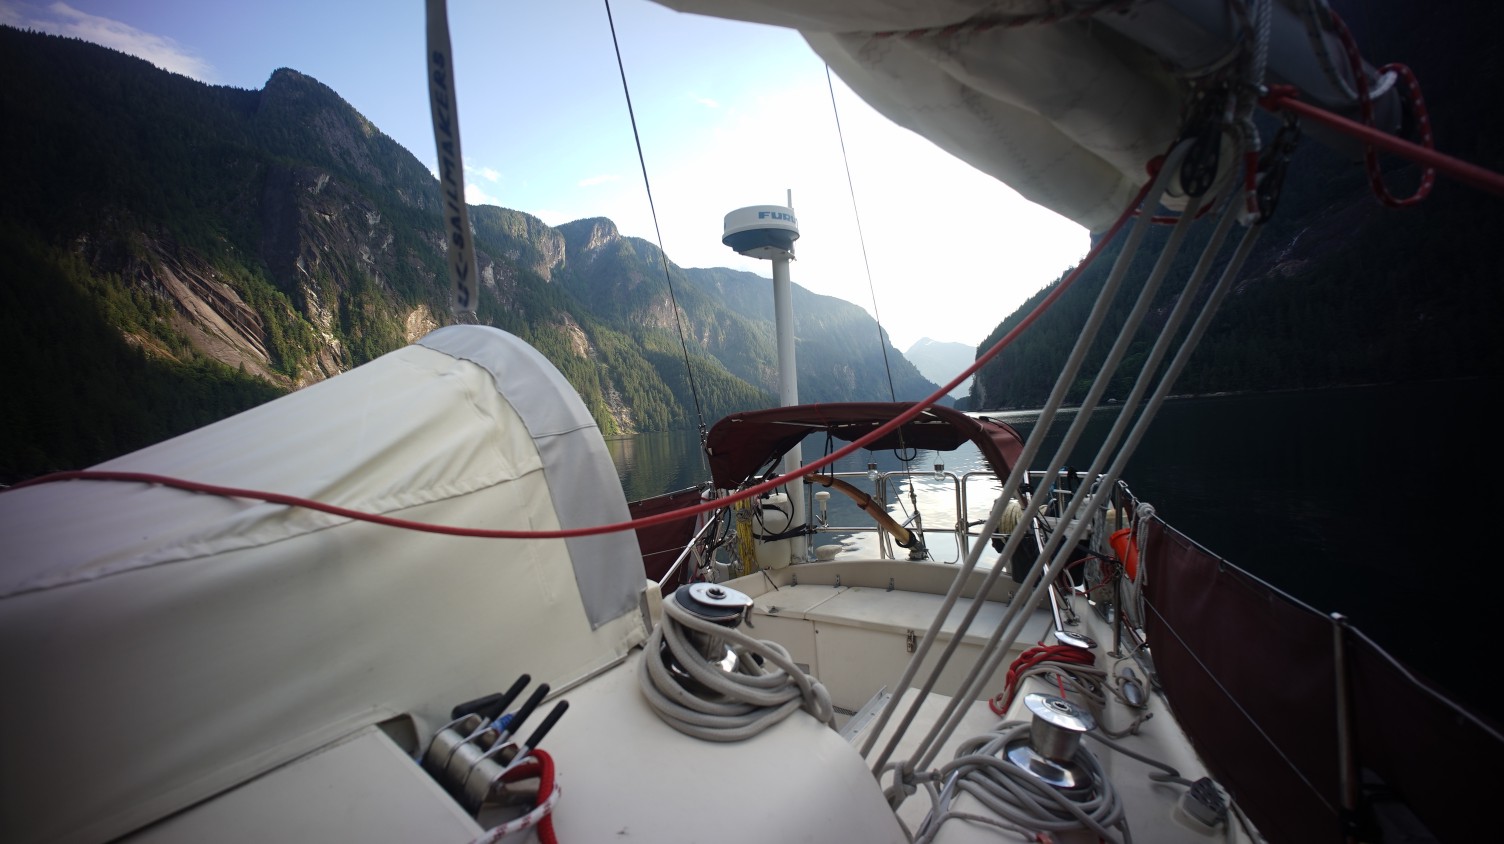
[578,174,620,188]
[465,181,501,207]
[2,2,216,82]
[465,163,501,183]
[693,96,720,109]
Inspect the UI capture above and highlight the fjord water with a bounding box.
[609,378,1499,716]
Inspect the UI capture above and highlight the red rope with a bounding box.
[989,644,1097,715]
[1259,85,1504,200]
[2,177,1160,541]
[1241,149,1261,218]
[1328,12,1435,207]
[500,749,559,844]
[1260,13,1503,201]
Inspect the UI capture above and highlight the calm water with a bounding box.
[609,378,1500,713]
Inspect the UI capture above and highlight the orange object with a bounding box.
[1110,527,1140,580]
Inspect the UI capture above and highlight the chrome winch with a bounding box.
[666,582,755,678]
[1004,693,1099,799]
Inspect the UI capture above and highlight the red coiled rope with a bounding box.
[1260,12,1504,201]
[989,644,1098,716]
[1328,12,1435,207]
[493,748,559,844]
[1257,84,1504,201]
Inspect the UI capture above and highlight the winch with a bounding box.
[1004,693,1099,799]
[666,582,755,679]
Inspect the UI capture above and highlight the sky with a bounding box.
[0,0,1090,351]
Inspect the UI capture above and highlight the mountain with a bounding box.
[0,26,941,482]
[963,1,1504,411]
[675,265,944,404]
[903,338,974,400]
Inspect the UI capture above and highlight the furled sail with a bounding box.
[654,0,1399,231]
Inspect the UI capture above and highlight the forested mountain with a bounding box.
[962,2,1504,411]
[8,1,1497,485]
[552,221,941,406]
[676,265,944,404]
[0,25,939,482]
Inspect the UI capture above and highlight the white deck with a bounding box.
[726,560,1044,712]
[724,558,1256,843]
[542,649,906,843]
[122,727,482,844]
[99,558,1253,844]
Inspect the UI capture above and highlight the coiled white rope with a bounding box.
[638,596,834,742]
[909,723,1129,844]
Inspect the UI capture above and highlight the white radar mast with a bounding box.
[722,192,805,565]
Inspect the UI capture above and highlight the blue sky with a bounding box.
[1,0,1089,351]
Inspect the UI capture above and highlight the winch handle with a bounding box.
[501,683,552,742]
[450,673,532,721]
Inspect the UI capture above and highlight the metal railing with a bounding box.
[798,467,1128,563]
[654,513,720,589]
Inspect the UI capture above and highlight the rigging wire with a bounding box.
[863,141,1205,775]
[825,65,898,405]
[825,64,925,536]
[907,196,1267,783]
[1138,597,1336,812]
[601,0,707,445]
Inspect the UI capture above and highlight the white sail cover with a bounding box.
[657,0,1185,231]
[0,326,650,844]
[655,0,1387,232]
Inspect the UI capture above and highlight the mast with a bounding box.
[722,197,805,565]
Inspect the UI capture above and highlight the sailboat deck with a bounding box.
[545,647,906,842]
[833,582,1256,844]
[723,560,1045,717]
[759,583,1014,642]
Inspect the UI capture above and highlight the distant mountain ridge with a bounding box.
[0,26,941,480]
[904,338,974,400]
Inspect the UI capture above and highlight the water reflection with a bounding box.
[604,431,709,503]
[804,441,1002,562]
